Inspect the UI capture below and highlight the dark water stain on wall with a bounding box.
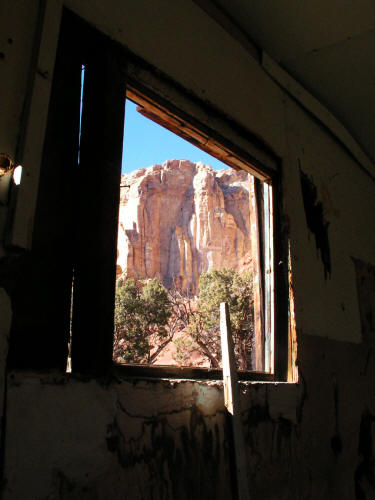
[355,410,375,500]
[352,258,375,343]
[104,403,229,500]
[299,165,331,279]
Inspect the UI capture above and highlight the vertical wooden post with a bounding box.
[263,183,274,373]
[71,42,126,374]
[220,302,250,500]
[249,176,264,371]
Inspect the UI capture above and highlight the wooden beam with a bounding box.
[220,302,250,500]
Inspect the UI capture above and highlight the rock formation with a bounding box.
[116,159,252,294]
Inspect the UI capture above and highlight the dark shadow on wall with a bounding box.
[299,164,331,279]
[355,410,375,500]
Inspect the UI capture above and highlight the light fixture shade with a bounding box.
[13,165,22,186]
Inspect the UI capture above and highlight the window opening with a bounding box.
[112,95,274,375]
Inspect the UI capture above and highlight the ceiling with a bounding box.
[210,0,375,164]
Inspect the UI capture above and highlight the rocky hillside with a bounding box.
[116,159,252,294]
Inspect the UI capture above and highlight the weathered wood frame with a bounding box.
[11,8,290,380]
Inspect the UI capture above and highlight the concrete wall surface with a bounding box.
[1,0,375,498]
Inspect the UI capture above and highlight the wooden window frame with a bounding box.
[9,8,290,381]
[114,87,287,381]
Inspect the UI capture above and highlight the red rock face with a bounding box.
[117,160,252,294]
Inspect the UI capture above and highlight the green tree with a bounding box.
[184,268,254,369]
[113,270,254,370]
[113,277,172,364]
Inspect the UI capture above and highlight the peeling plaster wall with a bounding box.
[0,0,41,458]
[0,0,40,158]
[5,355,375,500]
[4,375,303,499]
[0,0,375,499]
[4,375,234,499]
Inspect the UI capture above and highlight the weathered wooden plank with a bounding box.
[7,13,81,370]
[71,40,126,374]
[272,172,290,381]
[263,182,274,373]
[249,176,264,372]
[220,302,250,500]
[127,87,271,182]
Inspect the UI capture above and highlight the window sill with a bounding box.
[112,362,275,382]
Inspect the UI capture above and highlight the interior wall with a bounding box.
[62,0,375,344]
[1,1,375,499]
[0,0,40,159]
[0,0,41,451]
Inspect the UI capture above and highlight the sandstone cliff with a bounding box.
[116,160,252,294]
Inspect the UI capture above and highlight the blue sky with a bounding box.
[121,99,228,173]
